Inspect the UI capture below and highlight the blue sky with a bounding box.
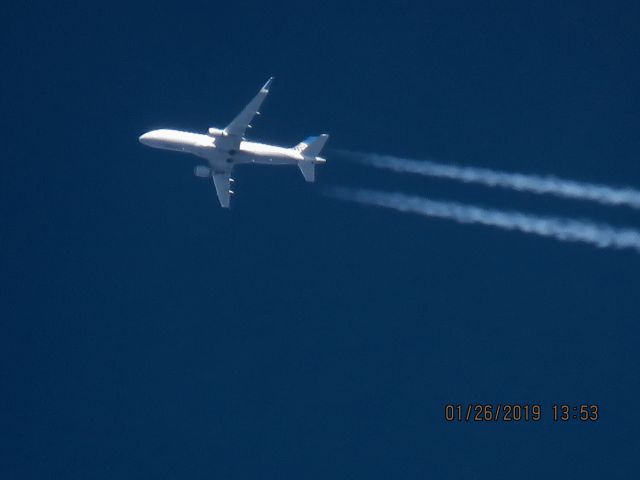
[2,1,640,478]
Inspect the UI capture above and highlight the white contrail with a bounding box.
[326,187,640,253]
[338,151,640,209]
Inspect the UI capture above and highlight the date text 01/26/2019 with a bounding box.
[444,404,600,422]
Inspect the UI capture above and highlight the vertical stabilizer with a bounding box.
[293,134,329,157]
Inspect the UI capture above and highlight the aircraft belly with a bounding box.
[233,152,255,164]
[240,150,295,165]
[252,157,294,165]
[192,147,216,161]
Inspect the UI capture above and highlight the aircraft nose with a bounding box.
[139,132,151,144]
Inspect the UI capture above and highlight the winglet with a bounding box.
[261,77,274,92]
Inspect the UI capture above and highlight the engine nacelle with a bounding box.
[208,127,226,137]
[194,165,211,178]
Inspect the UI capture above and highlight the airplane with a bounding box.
[139,77,328,208]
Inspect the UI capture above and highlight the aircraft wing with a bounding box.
[223,77,273,138]
[207,77,273,207]
[212,171,233,208]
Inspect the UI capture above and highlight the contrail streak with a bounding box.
[338,150,640,209]
[326,187,640,253]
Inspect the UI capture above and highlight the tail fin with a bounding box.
[294,134,329,182]
[293,134,329,157]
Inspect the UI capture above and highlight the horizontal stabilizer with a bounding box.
[298,161,315,182]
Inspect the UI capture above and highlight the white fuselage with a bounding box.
[138,77,327,208]
[139,129,306,169]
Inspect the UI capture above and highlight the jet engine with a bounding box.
[194,165,211,178]
[208,127,226,137]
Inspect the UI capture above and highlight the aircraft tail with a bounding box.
[293,134,329,157]
[294,134,329,183]
[298,161,316,182]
